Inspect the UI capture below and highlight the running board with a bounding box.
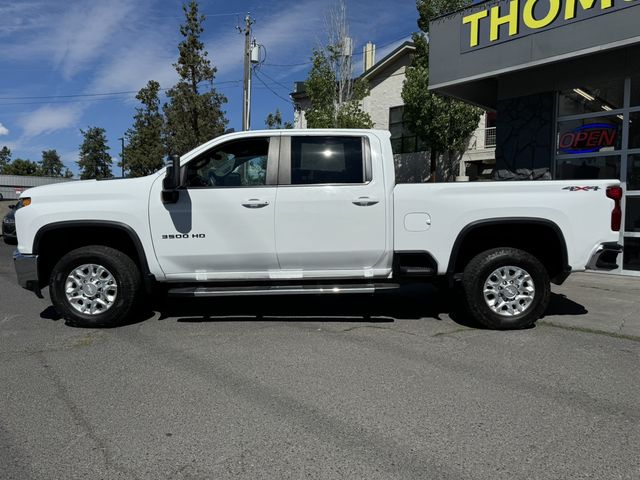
[168,283,400,298]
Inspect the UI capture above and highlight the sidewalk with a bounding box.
[544,272,640,339]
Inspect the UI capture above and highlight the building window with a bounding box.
[485,111,497,148]
[389,106,425,154]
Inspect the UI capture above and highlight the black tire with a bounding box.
[462,247,550,330]
[49,245,142,328]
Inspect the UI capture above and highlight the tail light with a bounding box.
[606,186,623,231]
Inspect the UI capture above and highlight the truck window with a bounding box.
[185,137,270,188]
[290,136,365,185]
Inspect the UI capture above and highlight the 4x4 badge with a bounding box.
[562,186,600,192]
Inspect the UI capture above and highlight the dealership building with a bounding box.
[429,0,640,274]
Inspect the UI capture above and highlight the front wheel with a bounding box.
[462,248,550,330]
[49,246,142,327]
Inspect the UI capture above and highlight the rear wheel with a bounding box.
[49,246,141,327]
[462,248,550,330]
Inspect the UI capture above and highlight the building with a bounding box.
[291,42,496,182]
[0,175,74,201]
[428,0,640,274]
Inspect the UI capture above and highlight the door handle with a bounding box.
[242,199,270,208]
[352,196,379,207]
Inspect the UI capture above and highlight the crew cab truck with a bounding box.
[13,129,623,329]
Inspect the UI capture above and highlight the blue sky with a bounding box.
[0,0,419,176]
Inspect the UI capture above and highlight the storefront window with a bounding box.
[556,116,623,155]
[631,75,640,107]
[625,197,640,232]
[623,238,640,271]
[558,79,624,116]
[556,155,619,180]
[627,154,640,191]
[629,112,640,149]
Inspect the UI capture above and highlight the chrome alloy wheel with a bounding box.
[64,264,118,315]
[483,266,535,317]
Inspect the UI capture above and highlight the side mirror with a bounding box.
[162,155,181,204]
[8,204,15,210]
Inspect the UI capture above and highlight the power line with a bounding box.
[253,71,294,105]
[0,80,243,101]
[255,68,291,91]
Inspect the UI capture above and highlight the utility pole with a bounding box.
[238,14,255,131]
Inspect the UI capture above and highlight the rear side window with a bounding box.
[291,136,365,185]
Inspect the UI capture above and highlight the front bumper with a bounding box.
[13,251,42,296]
[2,222,16,240]
[586,242,623,271]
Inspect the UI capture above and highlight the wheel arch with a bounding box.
[446,218,571,284]
[33,220,152,289]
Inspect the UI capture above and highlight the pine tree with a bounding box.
[3,158,39,176]
[0,146,10,174]
[77,127,112,180]
[401,0,482,181]
[163,0,227,156]
[39,149,65,177]
[123,80,165,177]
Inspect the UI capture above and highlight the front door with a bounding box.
[149,135,280,281]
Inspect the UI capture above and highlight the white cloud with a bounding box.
[2,0,142,79]
[52,0,139,79]
[0,123,9,136]
[19,105,83,138]
[88,38,178,94]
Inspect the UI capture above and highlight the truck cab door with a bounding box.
[273,134,390,278]
[148,135,280,281]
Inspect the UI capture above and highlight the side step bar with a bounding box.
[168,283,400,298]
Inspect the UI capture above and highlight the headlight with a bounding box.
[17,197,31,208]
[3,217,14,224]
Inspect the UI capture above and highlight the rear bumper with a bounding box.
[586,242,623,271]
[13,251,41,296]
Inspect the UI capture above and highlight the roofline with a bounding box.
[291,40,417,99]
[361,41,415,81]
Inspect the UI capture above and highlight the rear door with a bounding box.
[274,134,388,277]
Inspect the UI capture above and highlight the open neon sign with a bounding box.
[558,123,618,154]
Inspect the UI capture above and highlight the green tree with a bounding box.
[123,80,166,177]
[3,158,39,176]
[401,0,482,181]
[77,127,112,180]
[304,1,373,129]
[0,146,10,174]
[64,168,74,178]
[38,149,65,177]
[163,0,227,156]
[265,109,292,129]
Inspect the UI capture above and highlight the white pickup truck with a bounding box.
[12,129,623,329]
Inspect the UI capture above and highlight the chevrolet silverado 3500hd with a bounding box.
[12,129,623,329]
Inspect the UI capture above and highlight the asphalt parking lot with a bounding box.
[1,240,639,479]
